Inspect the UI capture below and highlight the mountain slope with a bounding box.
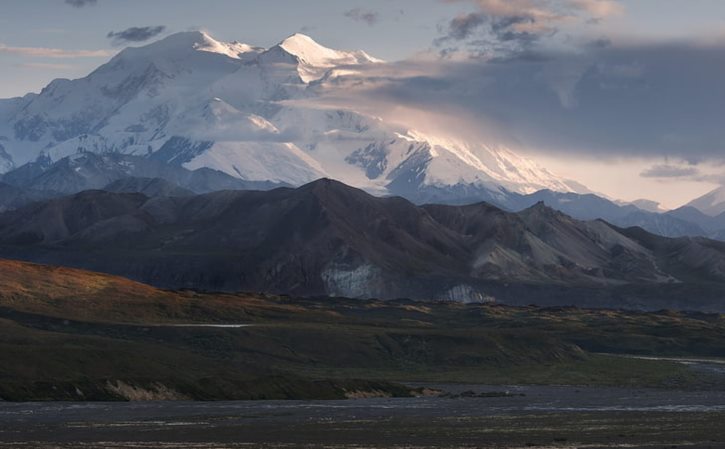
[103,177,193,197]
[0,182,56,213]
[1,179,725,310]
[0,31,583,203]
[0,152,282,195]
[687,186,725,216]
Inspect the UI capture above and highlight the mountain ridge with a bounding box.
[1,178,725,311]
[2,154,724,242]
[687,186,725,216]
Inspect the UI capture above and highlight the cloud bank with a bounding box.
[314,41,725,168]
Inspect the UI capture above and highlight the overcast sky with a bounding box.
[1,0,725,208]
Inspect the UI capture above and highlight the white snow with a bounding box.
[278,33,383,82]
[184,141,326,185]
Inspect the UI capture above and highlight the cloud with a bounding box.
[65,0,97,7]
[15,62,74,70]
[641,164,699,178]
[107,26,166,45]
[344,8,381,26]
[570,0,624,17]
[308,41,725,165]
[437,0,623,57]
[446,13,487,40]
[0,43,113,58]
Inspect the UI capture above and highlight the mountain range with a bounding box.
[1,151,724,242]
[1,178,725,311]
[0,31,586,203]
[1,30,724,240]
[0,31,725,238]
[1,30,725,312]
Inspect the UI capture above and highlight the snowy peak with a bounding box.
[279,33,379,66]
[276,33,382,82]
[191,33,260,59]
[125,31,214,55]
[116,31,259,62]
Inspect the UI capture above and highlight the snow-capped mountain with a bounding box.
[0,31,585,200]
[687,186,725,216]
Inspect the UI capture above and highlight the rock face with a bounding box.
[0,31,584,204]
[1,179,725,310]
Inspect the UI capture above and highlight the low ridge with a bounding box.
[1,179,725,311]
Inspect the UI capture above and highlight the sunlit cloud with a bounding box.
[15,62,75,70]
[0,43,113,58]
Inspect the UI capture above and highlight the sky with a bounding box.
[1,0,725,208]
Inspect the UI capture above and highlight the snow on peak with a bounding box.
[277,33,383,82]
[280,33,382,64]
[280,34,345,65]
[194,35,259,59]
[124,31,258,60]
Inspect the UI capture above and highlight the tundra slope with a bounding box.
[1,179,725,310]
[0,257,724,402]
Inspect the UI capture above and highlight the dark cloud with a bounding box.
[437,0,622,58]
[321,41,725,163]
[437,12,552,56]
[641,164,699,178]
[344,8,381,26]
[65,0,97,7]
[585,38,613,49]
[445,13,486,40]
[107,26,166,45]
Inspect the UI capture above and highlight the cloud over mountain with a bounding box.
[318,40,725,168]
[107,26,166,45]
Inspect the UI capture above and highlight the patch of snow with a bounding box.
[322,263,384,299]
[441,285,495,303]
